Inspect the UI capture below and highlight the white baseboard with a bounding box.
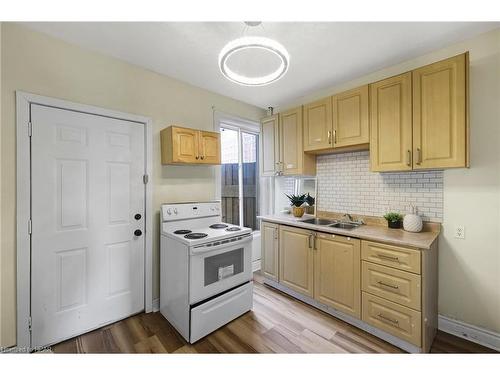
[152,298,160,312]
[438,315,500,351]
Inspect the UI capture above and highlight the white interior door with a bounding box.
[30,104,145,347]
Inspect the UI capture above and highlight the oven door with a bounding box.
[189,233,253,304]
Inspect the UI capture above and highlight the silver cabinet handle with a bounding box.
[377,253,400,262]
[274,228,278,240]
[406,150,411,166]
[377,280,399,289]
[313,233,317,250]
[416,148,422,165]
[308,233,313,249]
[333,129,337,144]
[327,130,332,144]
[377,313,399,325]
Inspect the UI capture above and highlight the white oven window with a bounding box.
[204,248,244,286]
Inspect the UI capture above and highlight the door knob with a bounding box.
[134,213,142,220]
[134,229,143,236]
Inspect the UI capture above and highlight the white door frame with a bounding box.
[16,91,154,349]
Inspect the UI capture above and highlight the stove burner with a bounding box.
[209,224,229,229]
[174,229,192,235]
[184,232,208,239]
[226,227,241,232]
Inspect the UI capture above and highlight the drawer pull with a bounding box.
[377,253,400,262]
[377,280,399,290]
[377,313,399,326]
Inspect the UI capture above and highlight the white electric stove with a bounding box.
[160,201,253,343]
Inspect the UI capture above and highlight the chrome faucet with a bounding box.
[342,213,365,225]
[343,213,354,222]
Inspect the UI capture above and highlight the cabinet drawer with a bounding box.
[361,241,421,274]
[362,292,421,347]
[362,261,421,310]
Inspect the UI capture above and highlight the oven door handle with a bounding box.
[190,234,253,255]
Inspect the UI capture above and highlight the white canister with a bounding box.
[403,204,423,233]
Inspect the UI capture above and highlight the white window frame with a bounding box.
[16,91,154,349]
[213,111,260,228]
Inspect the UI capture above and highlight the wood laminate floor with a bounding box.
[53,274,497,354]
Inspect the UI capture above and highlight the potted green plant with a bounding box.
[305,193,315,215]
[383,212,404,229]
[285,193,306,218]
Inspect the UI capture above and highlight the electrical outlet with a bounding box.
[455,225,465,239]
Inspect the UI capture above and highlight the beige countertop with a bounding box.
[258,214,440,250]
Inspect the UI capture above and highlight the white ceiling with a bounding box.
[22,22,499,108]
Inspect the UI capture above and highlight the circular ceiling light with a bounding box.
[218,36,290,86]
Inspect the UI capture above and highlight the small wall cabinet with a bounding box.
[161,125,221,165]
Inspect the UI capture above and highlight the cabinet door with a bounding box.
[412,53,467,169]
[303,97,333,151]
[332,85,369,148]
[279,226,314,297]
[370,73,413,172]
[280,107,302,175]
[260,115,280,176]
[314,233,361,318]
[261,222,279,280]
[198,130,221,164]
[170,126,199,163]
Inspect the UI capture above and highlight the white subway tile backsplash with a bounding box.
[317,151,443,222]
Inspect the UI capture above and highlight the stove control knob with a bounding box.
[215,207,220,211]
[210,207,215,211]
[166,208,172,215]
[173,208,178,215]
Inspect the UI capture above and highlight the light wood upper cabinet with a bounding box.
[260,115,280,176]
[279,225,315,297]
[314,233,361,318]
[199,131,221,164]
[280,107,316,176]
[260,110,316,176]
[370,72,413,172]
[332,85,369,148]
[161,126,220,165]
[261,221,279,281]
[412,53,468,169]
[303,97,333,151]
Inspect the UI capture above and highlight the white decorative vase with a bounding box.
[403,204,423,233]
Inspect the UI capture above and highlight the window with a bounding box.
[219,122,260,231]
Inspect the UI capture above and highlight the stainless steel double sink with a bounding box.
[300,217,361,230]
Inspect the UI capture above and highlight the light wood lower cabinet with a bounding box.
[279,225,315,297]
[362,261,421,310]
[314,233,361,318]
[362,292,421,347]
[260,221,438,352]
[261,221,279,281]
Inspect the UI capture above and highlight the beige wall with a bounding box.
[280,28,500,334]
[0,23,265,347]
